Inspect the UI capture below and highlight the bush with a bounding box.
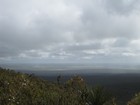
[87,86,112,105]
[127,93,140,105]
[0,67,116,105]
[0,68,87,105]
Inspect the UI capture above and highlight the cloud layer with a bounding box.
[0,0,140,63]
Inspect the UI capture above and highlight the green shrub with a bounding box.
[0,67,115,105]
[127,93,140,105]
[87,86,112,105]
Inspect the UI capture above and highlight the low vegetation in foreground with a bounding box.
[0,67,140,105]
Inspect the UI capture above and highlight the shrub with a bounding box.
[87,86,112,105]
[127,93,140,105]
[0,67,115,105]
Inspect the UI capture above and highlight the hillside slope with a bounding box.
[1,67,140,105]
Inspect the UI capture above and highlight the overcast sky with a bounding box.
[0,0,140,64]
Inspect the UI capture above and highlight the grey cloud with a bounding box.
[64,43,102,52]
[0,0,140,63]
[79,6,139,40]
[112,38,130,47]
[104,0,140,15]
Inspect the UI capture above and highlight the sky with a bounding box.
[1,0,140,64]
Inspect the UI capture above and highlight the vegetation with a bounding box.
[127,93,140,105]
[0,67,139,105]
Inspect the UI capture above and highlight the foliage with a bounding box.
[0,68,88,105]
[0,67,125,105]
[87,86,112,105]
[127,93,140,105]
[103,98,117,105]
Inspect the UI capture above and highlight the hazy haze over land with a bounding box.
[0,0,140,70]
